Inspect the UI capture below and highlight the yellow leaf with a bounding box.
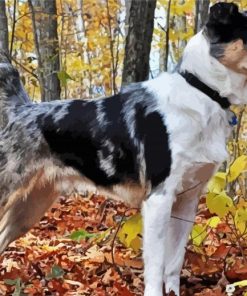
[233,279,247,287]
[118,213,142,250]
[40,245,61,252]
[190,225,207,246]
[207,216,221,228]
[169,30,178,42]
[234,208,247,234]
[170,2,194,16]
[15,29,26,39]
[206,191,233,218]
[207,172,227,194]
[228,155,247,182]
[182,1,195,14]
[70,60,83,71]
[129,236,142,253]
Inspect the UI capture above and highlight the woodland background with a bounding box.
[1,0,247,295]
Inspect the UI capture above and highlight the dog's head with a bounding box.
[205,2,247,75]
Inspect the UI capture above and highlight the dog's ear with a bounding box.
[208,2,239,26]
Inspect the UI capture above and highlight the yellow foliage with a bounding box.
[207,172,227,194]
[190,224,207,246]
[206,192,233,218]
[207,216,221,228]
[169,30,177,42]
[234,208,247,235]
[190,217,220,247]
[228,155,247,182]
[118,213,142,252]
[233,280,247,287]
[170,1,195,16]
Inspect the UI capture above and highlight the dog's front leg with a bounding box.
[142,188,175,296]
[163,164,216,295]
[163,193,200,296]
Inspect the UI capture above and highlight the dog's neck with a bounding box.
[179,31,247,105]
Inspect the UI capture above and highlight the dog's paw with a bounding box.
[144,285,163,296]
[165,275,180,296]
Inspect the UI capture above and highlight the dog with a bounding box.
[0,2,247,295]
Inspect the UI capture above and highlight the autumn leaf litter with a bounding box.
[0,193,246,295]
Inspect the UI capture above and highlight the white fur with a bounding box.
[141,31,247,296]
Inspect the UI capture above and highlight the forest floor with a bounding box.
[0,194,246,296]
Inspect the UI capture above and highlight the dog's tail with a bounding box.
[0,51,30,127]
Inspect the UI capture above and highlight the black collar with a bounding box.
[179,71,230,109]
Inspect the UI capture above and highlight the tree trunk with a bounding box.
[74,0,84,43]
[0,0,9,55]
[194,0,210,33]
[28,0,61,101]
[124,0,132,36]
[122,0,157,86]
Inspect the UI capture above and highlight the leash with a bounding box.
[179,71,238,127]
[171,181,203,224]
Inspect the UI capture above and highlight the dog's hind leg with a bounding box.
[0,172,59,254]
[142,185,176,296]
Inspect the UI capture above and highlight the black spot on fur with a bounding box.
[101,94,139,180]
[38,100,110,185]
[135,106,171,187]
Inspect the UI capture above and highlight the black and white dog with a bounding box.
[0,2,247,295]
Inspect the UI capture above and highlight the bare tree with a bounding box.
[28,0,61,101]
[124,0,132,36]
[0,0,9,55]
[195,0,210,33]
[74,0,84,43]
[122,0,157,86]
